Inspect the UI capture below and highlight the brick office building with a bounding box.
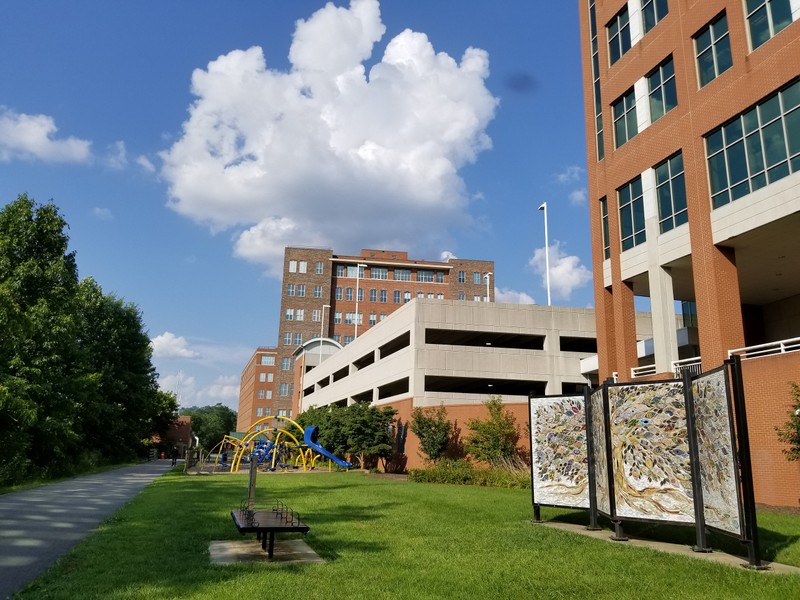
[236,346,278,432]
[271,248,494,419]
[578,1,800,505]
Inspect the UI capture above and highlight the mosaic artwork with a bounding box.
[530,396,589,509]
[590,388,611,515]
[692,369,742,536]
[607,382,695,522]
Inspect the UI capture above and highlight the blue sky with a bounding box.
[1,1,592,410]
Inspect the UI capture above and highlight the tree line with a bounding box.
[0,194,177,485]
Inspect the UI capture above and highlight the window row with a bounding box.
[608,0,668,66]
[334,288,446,303]
[334,264,448,283]
[286,284,324,298]
[288,260,325,275]
[259,355,275,366]
[255,406,272,416]
[255,389,273,402]
[257,372,274,383]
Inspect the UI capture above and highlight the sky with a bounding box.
[1,1,593,411]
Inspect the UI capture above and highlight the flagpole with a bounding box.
[538,202,551,306]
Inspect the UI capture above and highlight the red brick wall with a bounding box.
[740,353,800,508]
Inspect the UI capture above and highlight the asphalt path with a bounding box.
[0,460,175,599]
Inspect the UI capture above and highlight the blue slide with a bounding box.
[303,426,353,468]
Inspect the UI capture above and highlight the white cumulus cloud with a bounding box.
[556,165,584,184]
[199,375,240,403]
[0,107,91,163]
[105,140,127,169]
[151,332,201,359]
[136,155,156,172]
[529,242,592,300]
[92,207,113,221]
[495,287,535,305]
[569,188,587,206]
[160,0,498,276]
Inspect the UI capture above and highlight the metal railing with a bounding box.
[728,336,800,360]
[631,364,656,378]
[672,356,702,378]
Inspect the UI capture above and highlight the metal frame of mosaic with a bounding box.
[527,356,762,568]
[528,393,590,521]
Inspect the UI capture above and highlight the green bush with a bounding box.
[408,458,531,489]
[776,382,800,461]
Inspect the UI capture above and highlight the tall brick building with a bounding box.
[579,1,800,506]
[270,248,494,419]
[236,347,278,432]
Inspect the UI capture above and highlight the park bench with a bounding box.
[230,500,310,558]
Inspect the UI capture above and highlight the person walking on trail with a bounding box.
[171,446,178,467]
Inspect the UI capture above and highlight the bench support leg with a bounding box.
[268,532,275,558]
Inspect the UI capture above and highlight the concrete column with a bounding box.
[634,76,651,134]
[791,0,800,22]
[628,0,644,47]
[642,168,679,374]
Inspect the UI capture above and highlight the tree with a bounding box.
[464,396,520,464]
[181,404,237,450]
[341,403,397,470]
[776,382,800,461]
[410,405,452,463]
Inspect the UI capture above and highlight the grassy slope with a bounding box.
[17,472,800,600]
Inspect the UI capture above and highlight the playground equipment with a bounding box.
[226,416,351,472]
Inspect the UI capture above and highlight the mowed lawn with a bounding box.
[17,471,800,600]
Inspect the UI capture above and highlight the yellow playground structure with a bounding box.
[201,415,352,473]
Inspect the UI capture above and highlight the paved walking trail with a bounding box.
[0,460,174,599]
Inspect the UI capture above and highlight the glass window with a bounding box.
[336,265,345,277]
[279,383,289,396]
[333,334,341,343]
[259,373,266,382]
[314,285,322,298]
[344,335,353,345]
[315,261,324,275]
[435,272,445,283]
[288,260,297,273]
[403,291,411,304]
[394,269,411,281]
[474,295,482,301]
[257,391,264,401]
[369,313,377,326]
[285,308,294,321]
[613,89,638,147]
[473,272,481,284]
[648,57,677,122]
[618,177,646,250]
[380,313,387,321]
[260,355,274,366]
[295,309,304,321]
[268,373,273,382]
[380,289,387,303]
[346,287,353,301]
[294,333,302,345]
[417,270,434,282]
[286,284,295,296]
[281,358,291,371]
[345,312,355,325]
[458,292,465,300]
[417,292,424,299]
[266,391,272,400]
[655,153,688,233]
[437,293,444,300]
[369,289,377,302]
[312,309,321,322]
[334,311,342,324]
[298,260,307,274]
[706,81,800,208]
[608,5,631,65]
[283,332,292,345]
[600,197,610,259]
[695,13,732,87]
[746,0,793,50]
[371,267,388,280]
[297,284,305,297]
[458,271,466,283]
[357,287,363,302]
[393,290,401,304]
[257,405,263,414]
[335,287,342,300]
[589,0,604,160]
[346,265,364,278]
[642,0,668,33]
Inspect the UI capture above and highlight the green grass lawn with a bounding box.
[17,471,800,600]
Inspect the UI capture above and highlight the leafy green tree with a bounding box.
[410,405,452,463]
[464,396,520,464]
[0,194,84,476]
[181,404,237,450]
[342,402,397,469]
[776,382,800,461]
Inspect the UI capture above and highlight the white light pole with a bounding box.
[483,272,493,302]
[319,304,330,365]
[538,202,551,306]
[354,263,367,338]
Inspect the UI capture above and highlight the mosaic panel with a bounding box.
[590,388,610,515]
[692,369,742,536]
[530,396,589,508]
[608,382,694,522]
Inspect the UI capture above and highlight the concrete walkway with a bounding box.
[0,460,174,599]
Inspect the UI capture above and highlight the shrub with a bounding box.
[410,405,452,463]
[776,382,800,461]
[464,396,519,464]
[408,458,531,489]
